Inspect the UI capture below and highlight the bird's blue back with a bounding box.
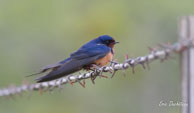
[59,35,112,64]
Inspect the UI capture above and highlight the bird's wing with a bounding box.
[36,45,111,82]
[70,44,110,59]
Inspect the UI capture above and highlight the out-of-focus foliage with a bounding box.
[0,0,193,113]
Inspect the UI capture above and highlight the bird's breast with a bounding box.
[95,51,113,67]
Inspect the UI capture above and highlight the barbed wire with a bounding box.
[0,39,194,98]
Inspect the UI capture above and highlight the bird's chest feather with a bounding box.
[95,51,113,67]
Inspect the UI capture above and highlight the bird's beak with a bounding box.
[113,41,119,44]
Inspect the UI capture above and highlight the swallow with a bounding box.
[34,35,119,83]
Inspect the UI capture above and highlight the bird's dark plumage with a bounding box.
[36,35,118,83]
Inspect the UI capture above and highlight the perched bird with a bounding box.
[34,35,119,83]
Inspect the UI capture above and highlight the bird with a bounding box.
[34,35,119,83]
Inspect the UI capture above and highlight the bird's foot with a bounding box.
[83,65,93,71]
[83,64,100,71]
[90,64,101,70]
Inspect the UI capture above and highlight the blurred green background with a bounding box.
[0,0,193,113]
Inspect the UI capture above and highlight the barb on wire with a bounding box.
[0,39,194,98]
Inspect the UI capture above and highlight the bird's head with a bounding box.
[97,35,119,48]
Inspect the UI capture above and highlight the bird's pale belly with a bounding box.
[95,52,113,67]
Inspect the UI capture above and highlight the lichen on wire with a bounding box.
[0,39,193,98]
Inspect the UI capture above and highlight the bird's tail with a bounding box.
[26,72,43,77]
[26,62,63,78]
